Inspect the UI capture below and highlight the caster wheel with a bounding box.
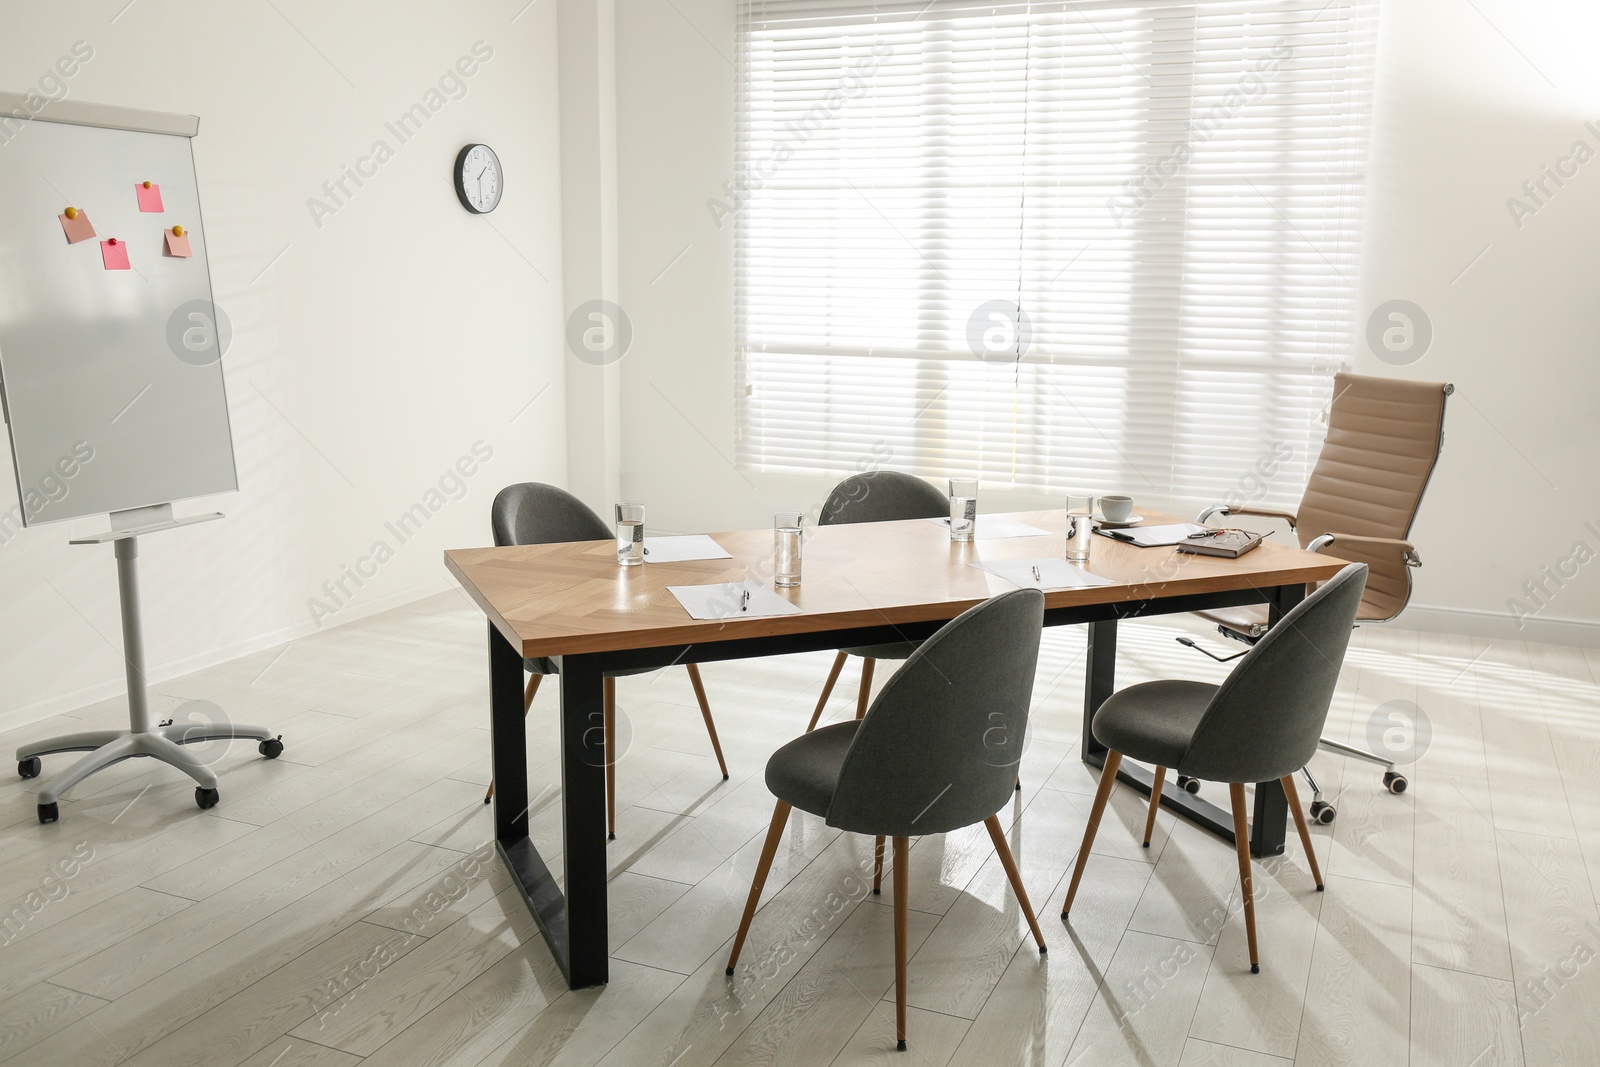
[38,801,59,824]
[18,756,42,779]
[1383,771,1408,795]
[195,787,220,810]
[1177,775,1201,795]
[258,736,284,759]
[1309,800,1336,825]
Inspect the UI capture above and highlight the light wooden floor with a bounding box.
[3,589,1597,1066]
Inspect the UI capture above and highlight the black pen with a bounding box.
[1102,530,1137,543]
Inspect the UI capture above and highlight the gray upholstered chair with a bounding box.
[1062,563,1367,975]
[727,589,1049,1052]
[804,470,952,731]
[483,483,728,839]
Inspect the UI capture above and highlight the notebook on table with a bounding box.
[1174,528,1265,558]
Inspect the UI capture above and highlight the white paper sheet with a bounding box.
[974,557,1117,591]
[1094,522,1208,548]
[667,580,803,620]
[642,535,734,564]
[928,517,1052,540]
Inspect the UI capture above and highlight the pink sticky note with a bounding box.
[58,210,97,244]
[101,238,130,270]
[164,229,193,258]
[136,182,164,212]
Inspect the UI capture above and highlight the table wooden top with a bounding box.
[445,509,1347,658]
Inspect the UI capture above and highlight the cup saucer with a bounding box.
[1094,514,1142,528]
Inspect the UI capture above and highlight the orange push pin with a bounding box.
[143,181,152,189]
[65,206,80,219]
[171,225,184,237]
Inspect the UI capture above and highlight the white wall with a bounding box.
[609,0,1600,644]
[0,0,567,727]
[1356,0,1600,644]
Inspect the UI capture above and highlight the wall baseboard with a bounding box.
[1398,602,1600,648]
[0,578,455,736]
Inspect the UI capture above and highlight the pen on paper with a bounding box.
[1031,565,1042,583]
[740,590,751,612]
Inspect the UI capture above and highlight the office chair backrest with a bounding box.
[491,482,610,547]
[826,589,1045,837]
[1298,372,1449,621]
[819,470,950,526]
[1180,564,1367,783]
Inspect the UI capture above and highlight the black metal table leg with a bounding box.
[488,624,610,988]
[557,652,609,987]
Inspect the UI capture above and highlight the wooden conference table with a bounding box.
[446,509,1345,989]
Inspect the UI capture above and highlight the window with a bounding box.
[731,0,1378,509]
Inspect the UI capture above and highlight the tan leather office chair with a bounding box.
[1188,372,1452,822]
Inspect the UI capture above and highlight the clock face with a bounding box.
[455,144,502,214]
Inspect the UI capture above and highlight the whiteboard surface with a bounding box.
[0,117,237,526]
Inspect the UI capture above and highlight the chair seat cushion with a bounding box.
[842,642,920,661]
[765,721,860,818]
[1091,680,1220,770]
[524,658,662,680]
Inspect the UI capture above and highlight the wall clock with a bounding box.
[454,144,502,214]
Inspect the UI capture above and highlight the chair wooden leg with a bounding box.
[985,815,1046,953]
[873,835,885,895]
[726,800,793,973]
[1061,750,1122,920]
[1281,774,1324,891]
[1144,766,1166,848]
[605,677,617,841]
[485,673,544,803]
[893,835,910,1051]
[806,651,849,732]
[1228,782,1261,973]
[684,664,729,780]
[856,658,877,720]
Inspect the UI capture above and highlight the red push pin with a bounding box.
[108,238,118,245]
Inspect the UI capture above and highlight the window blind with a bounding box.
[731,0,1377,509]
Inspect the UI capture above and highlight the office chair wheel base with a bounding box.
[258,736,284,759]
[195,786,220,810]
[18,756,42,779]
[37,801,59,824]
[1177,774,1201,795]
[1309,800,1336,825]
[1383,771,1407,795]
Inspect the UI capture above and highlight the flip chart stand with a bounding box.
[17,505,283,824]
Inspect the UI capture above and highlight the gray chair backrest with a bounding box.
[820,470,949,526]
[1179,564,1368,783]
[826,589,1046,837]
[492,482,609,547]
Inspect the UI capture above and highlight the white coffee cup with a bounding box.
[1100,494,1134,523]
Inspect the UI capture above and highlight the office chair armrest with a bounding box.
[1307,532,1421,567]
[1194,504,1298,528]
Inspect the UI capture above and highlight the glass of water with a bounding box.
[615,501,645,566]
[948,476,979,542]
[775,511,803,586]
[1065,493,1096,562]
